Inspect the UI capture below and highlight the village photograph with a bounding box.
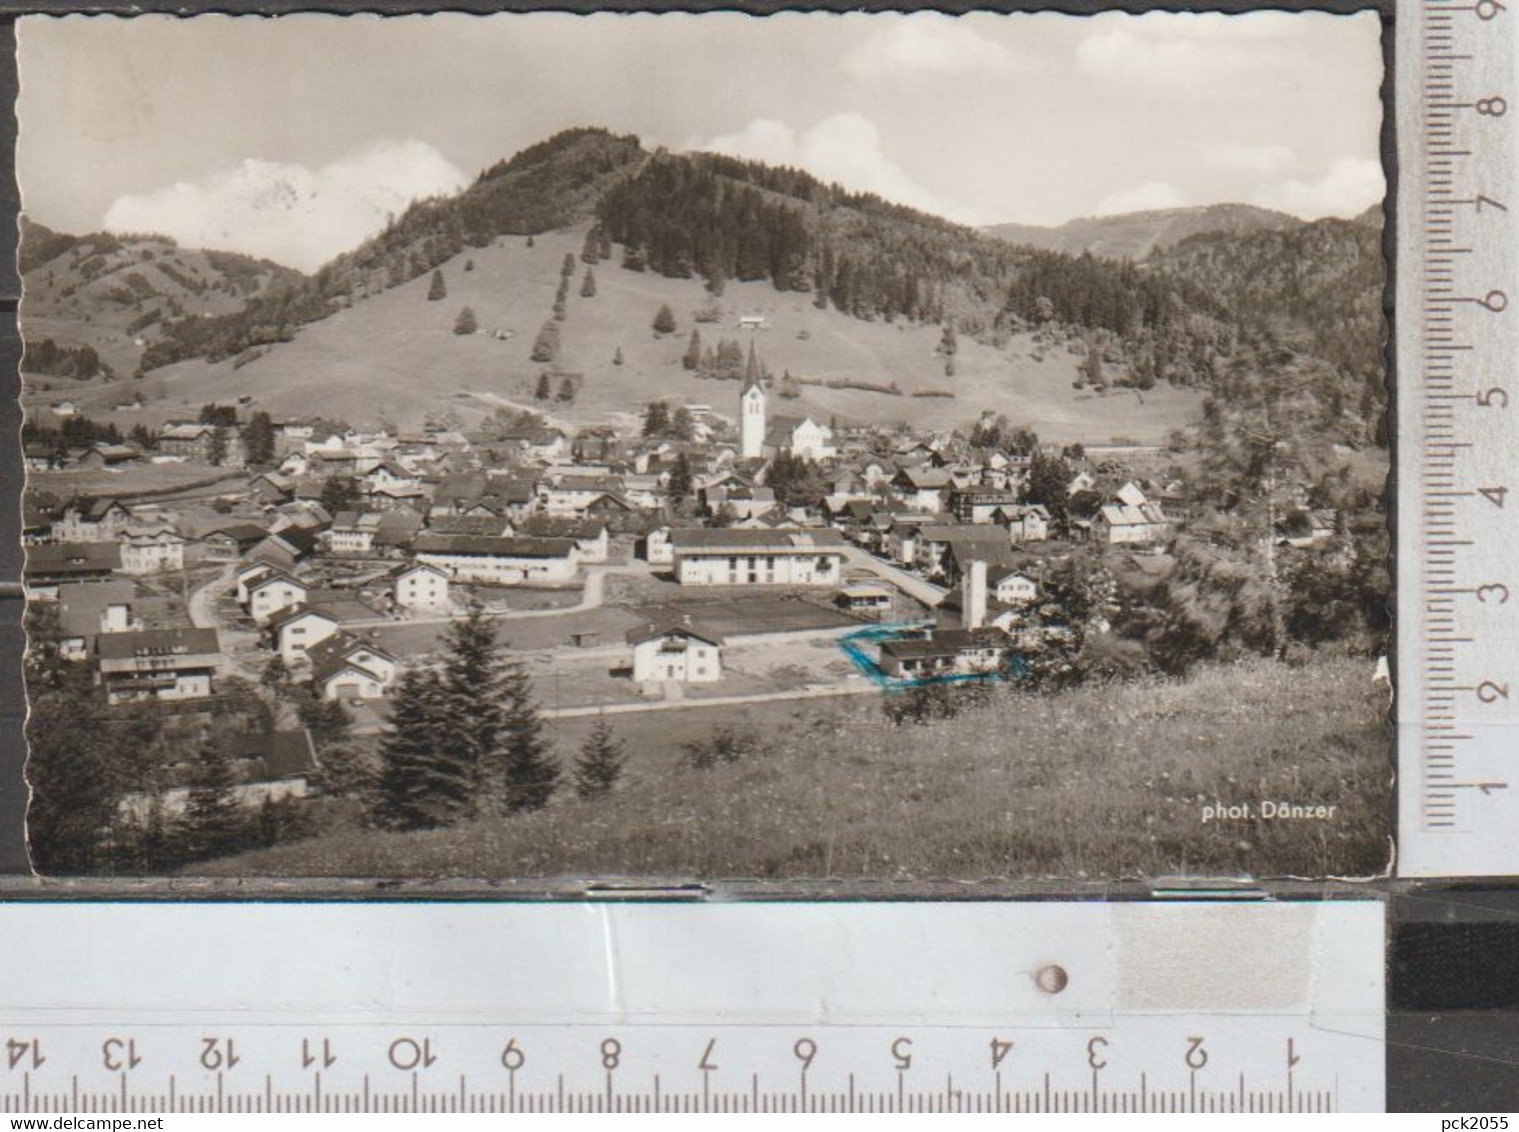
[16,11,1390,881]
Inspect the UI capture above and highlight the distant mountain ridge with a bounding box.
[983,204,1304,261]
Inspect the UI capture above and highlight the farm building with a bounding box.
[668,528,846,586]
[414,533,580,585]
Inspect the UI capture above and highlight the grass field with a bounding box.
[98,226,1203,444]
[196,653,1391,881]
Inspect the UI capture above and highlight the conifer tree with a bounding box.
[683,329,702,371]
[652,304,677,334]
[561,253,576,279]
[427,270,447,302]
[580,268,597,298]
[535,372,552,400]
[642,400,671,436]
[243,411,275,465]
[530,321,560,363]
[498,655,558,812]
[668,451,693,501]
[438,600,511,799]
[453,306,478,336]
[613,347,625,367]
[185,731,241,860]
[574,717,625,799]
[557,376,576,402]
[374,666,473,829]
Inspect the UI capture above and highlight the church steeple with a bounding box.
[741,341,763,393]
[739,341,766,460]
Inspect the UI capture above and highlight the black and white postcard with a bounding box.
[16,11,1390,881]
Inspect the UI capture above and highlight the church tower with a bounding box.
[739,341,767,460]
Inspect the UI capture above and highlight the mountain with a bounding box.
[20,218,302,380]
[983,204,1299,261]
[20,128,1384,448]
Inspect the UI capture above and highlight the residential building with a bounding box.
[96,627,221,703]
[54,498,133,542]
[118,524,187,574]
[267,604,343,665]
[307,632,398,701]
[246,571,309,624]
[626,615,724,684]
[204,523,269,561]
[877,627,1008,680]
[391,562,451,611]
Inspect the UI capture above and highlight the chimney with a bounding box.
[964,559,988,631]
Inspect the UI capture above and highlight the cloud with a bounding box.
[1075,17,1293,89]
[685,113,998,225]
[1094,181,1186,216]
[1249,157,1386,219]
[1206,144,1298,175]
[844,17,1030,79]
[101,139,468,272]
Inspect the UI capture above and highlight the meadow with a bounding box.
[112,226,1202,444]
[196,653,1391,882]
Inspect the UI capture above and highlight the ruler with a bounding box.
[0,902,1384,1113]
[1399,0,1519,875]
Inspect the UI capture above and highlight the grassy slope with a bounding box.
[119,226,1201,443]
[197,654,1391,881]
[22,236,292,380]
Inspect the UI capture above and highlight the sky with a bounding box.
[18,12,1384,272]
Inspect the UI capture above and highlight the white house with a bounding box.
[324,512,383,555]
[307,632,398,701]
[1000,504,1051,543]
[391,562,451,611]
[118,524,187,574]
[626,615,724,684]
[669,528,846,586]
[96,627,221,703]
[246,571,309,624]
[641,526,674,565]
[268,604,342,665]
[1096,502,1172,545]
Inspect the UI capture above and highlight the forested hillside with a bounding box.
[45,126,1381,456]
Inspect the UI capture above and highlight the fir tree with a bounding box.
[573,717,625,799]
[613,347,625,367]
[374,667,472,829]
[642,400,671,436]
[427,270,447,302]
[535,372,553,400]
[652,304,677,334]
[682,329,702,371]
[498,655,558,812]
[557,376,576,402]
[561,253,576,279]
[668,451,693,501]
[453,306,478,336]
[185,731,242,861]
[464,258,475,272]
[208,425,228,467]
[243,411,275,465]
[438,600,511,799]
[580,268,597,298]
[530,321,560,363]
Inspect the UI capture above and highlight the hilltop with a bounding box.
[20,218,301,381]
[983,204,1300,261]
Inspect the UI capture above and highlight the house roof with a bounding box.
[266,602,341,631]
[880,627,1006,660]
[96,626,220,660]
[668,527,845,553]
[231,729,318,781]
[56,580,136,638]
[25,542,121,577]
[389,560,449,580]
[248,569,307,594]
[305,629,395,672]
[625,612,725,647]
[207,523,269,544]
[414,533,578,558]
[1099,502,1170,528]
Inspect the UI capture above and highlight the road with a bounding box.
[187,562,236,629]
[842,547,947,606]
